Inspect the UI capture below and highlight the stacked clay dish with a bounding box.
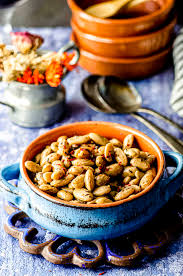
[68,0,176,79]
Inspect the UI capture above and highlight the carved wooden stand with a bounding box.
[3,189,183,268]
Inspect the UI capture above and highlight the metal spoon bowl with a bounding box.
[98,76,142,113]
[81,75,112,113]
[98,76,183,133]
[81,75,183,154]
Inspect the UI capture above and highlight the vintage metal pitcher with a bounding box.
[0,41,79,127]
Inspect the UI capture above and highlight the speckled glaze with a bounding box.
[0,122,183,240]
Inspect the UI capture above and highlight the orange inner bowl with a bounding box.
[21,122,165,208]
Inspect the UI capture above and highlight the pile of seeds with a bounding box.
[25,133,157,204]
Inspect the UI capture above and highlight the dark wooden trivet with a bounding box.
[3,189,183,268]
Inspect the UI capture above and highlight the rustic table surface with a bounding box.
[0,27,183,276]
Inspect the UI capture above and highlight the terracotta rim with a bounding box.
[71,16,176,43]
[80,45,171,64]
[68,0,175,24]
[21,122,165,208]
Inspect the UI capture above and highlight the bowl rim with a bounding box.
[67,0,175,25]
[71,15,176,43]
[21,121,165,209]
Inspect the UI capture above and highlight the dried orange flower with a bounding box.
[16,51,77,86]
[61,52,77,71]
[33,69,45,85]
[17,67,33,84]
[45,60,63,87]
[17,67,45,85]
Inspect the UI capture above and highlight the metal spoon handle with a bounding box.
[137,107,183,134]
[132,112,183,154]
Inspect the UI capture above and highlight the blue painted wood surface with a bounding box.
[0,27,183,276]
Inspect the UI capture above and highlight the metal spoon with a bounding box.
[81,75,183,154]
[98,76,183,134]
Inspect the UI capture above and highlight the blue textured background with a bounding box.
[0,27,183,276]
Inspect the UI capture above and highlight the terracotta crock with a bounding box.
[76,46,172,79]
[71,16,176,58]
[67,0,175,37]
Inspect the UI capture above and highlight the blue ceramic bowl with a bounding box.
[0,122,183,240]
